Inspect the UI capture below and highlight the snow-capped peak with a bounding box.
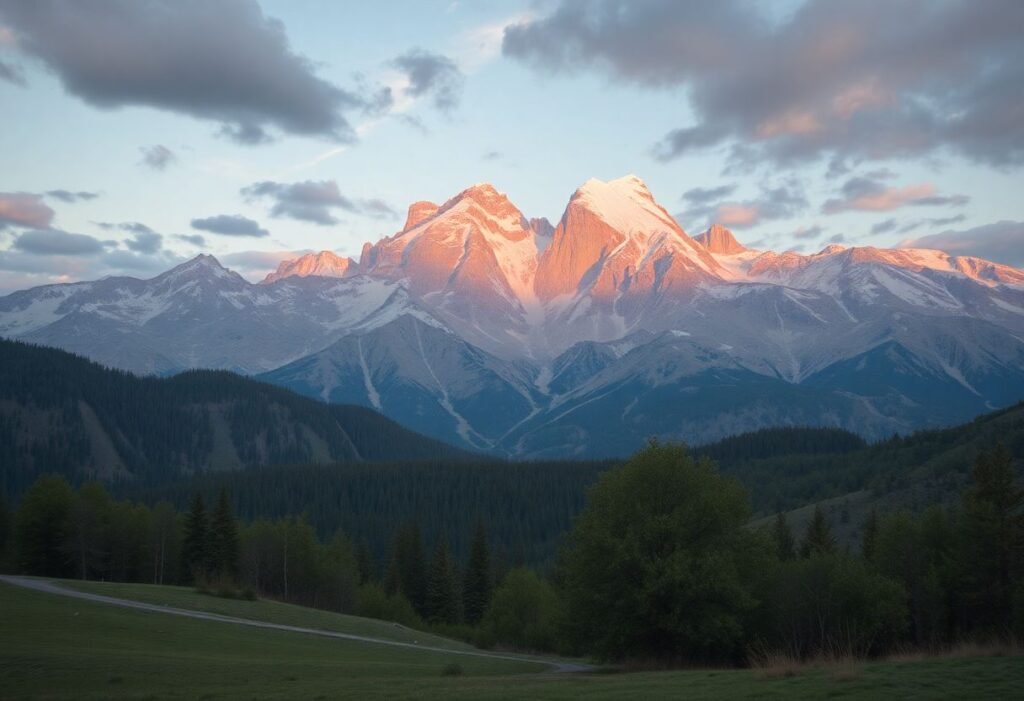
[262,251,355,284]
[403,201,440,231]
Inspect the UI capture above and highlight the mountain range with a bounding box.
[2,175,1023,457]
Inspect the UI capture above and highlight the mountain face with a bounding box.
[3,175,1024,457]
[0,338,465,495]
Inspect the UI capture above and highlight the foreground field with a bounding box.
[2,580,1023,700]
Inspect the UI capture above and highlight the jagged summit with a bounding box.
[695,224,747,255]
[263,251,354,284]
[403,201,439,231]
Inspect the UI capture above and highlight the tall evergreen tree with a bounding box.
[386,522,428,615]
[463,520,493,625]
[960,444,1023,631]
[0,490,10,570]
[181,493,210,582]
[771,512,796,561]
[355,539,374,585]
[425,537,461,625]
[66,482,112,580]
[801,506,836,558]
[208,489,240,579]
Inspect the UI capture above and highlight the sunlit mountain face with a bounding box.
[3,175,1023,457]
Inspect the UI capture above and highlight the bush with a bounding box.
[482,567,560,652]
[354,583,422,628]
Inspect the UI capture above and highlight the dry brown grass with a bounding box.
[886,640,1022,664]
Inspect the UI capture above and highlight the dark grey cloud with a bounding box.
[391,49,464,114]
[13,228,107,255]
[899,220,1024,266]
[871,218,898,235]
[0,0,370,143]
[191,214,269,238]
[124,228,162,254]
[897,213,968,234]
[505,0,1024,168]
[0,57,25,86]
[828,234,847,245]
[242,180,397,225]
[792,225,825,240]
[45,189,99,203]
[0,192,55,229]
[681,184,736,205]
[678,180,807,230]
[139,144,175,170]
[175,233,206,247]
[822,175,969,214]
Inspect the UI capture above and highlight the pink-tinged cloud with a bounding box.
[823,176,969,215]
[712,203,760,228]
[0,192,55,229]
[755,110,822,139]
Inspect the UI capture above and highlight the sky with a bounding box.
[0,0,1022,293]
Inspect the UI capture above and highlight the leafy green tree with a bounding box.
[559,441,767,662]
[760,554,908,658]
[208,489,239,579]
[800,506,836,558]
[463,520,493,625]
[959,445,1023,632]
[771,512,796,561]
[483,567,559,651]
[14,475,75,577]
[425,537,461,625]
[181,493,210,582]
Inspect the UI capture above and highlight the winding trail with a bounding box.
[0,575,593,673]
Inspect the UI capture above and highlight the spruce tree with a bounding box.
[960,444,1023,630]
[801,506,836,558]
[390,522,427,615]
[463,520,493,625]
[208,489,239,580]
[181,493,209,582]
[771,512,796,561]
[425,537,461,625]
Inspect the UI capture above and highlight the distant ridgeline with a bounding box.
[0,339,466,496]
[2,339,1022,568]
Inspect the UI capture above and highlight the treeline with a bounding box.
[556,442,1024,663]
[0,475,553,650]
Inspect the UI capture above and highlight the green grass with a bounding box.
[3,580,1023,700]
[64,579,473,651]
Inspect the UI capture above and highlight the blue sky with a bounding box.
[0,0,1021,292]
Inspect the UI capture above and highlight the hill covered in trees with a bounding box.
[0,339,466,495]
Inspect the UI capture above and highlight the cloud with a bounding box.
[822,176,969,214]
[391,49,464,113]
[681,184,736,205]
[175,233,206,247]
[678,181,807,229]
[899,220,1024,266]
[871,218,898,235]
[482,150,502,161]
[0,192,55,229]
[242,180,397,225]
[793,225,825,240]
[191,214,269,238]
[139,144,176,170]
[12,228,107,255]
[44,189,99,203]
[0,0,370,143]
[504,0,1024,168]
[897,214,968,234]
[124,228,162,254]
[0,57,24,85]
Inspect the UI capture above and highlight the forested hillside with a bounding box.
[0,340,465,495]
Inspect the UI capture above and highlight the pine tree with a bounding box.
[960,444,1023,630]
[425,537,461,625]
[771,512,796,561]
[355,539,374,585]
[390,522,427,615]
[801,506,836,558]
[208,489,239,580]
[861,509,879,562]
[181,493,210,582]
[463,520,493,625]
